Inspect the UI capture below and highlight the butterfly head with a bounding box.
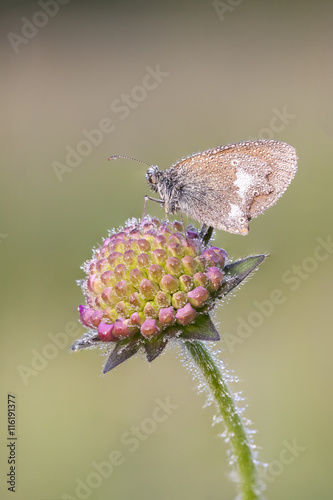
[146,165,161,193]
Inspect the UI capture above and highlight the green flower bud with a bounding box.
[154,290,171,308]
[139,278,159,300]
[160,274,179,293]
[172,291,188,309]
[147,264,164,283]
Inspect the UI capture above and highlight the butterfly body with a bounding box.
[146,140,297,235]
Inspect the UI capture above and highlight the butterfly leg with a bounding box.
[143,196,164,218]
[179,212,195,246]
[179,212,188,240]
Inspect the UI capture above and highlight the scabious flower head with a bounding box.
[72,216,264,372]
[79,217,226,339]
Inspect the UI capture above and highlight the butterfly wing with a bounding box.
[168,140,297,234]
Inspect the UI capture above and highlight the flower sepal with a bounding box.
[103,334,143,373]
[71,331,99,351]
[178,313,220,341]
[219,255,266,296]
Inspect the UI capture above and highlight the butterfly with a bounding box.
[109,139,297,235]
[144,140,297,235]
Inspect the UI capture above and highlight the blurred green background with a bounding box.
[1,0,332,499]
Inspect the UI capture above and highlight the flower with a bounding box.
[72,217,265,373]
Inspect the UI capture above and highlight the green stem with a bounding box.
[184,340,261,500]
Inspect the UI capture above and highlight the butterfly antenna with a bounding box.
[108,155,152,168]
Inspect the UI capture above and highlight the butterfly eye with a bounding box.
[147,167,159,185]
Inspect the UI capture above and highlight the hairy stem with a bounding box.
[184,340,261,500]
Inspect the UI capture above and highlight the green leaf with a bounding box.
[220,255,266,296]
[179,314,220,341]
[103,335,143,373]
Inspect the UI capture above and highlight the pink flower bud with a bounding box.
[128,268,145,286]
[114,280,127,299]
[188,286,210,307]
[148,264,164,283]
[144,302,158,318]
[193,272,208,287]
[141,319,160,337]
[115,301,130,317]
[152,248,167,265]
[206,267,224,291]
[172,291,188,309]
[108,251,123,267]
[155,291,171,308]
[209,247,227,266]
[137,238,151,252]
[87,274,104,294]
[96,258,109,273]
[98,322,115,342]
[100,270,116,287]
[101,287,114,305]
[128,229,141,239]
[137,253,150,270]
[139,279,159,300]
[102,237,111,247]
[157,225,171,236]
[114,263,126,280]
[113,320,131,338]
[130,312,143,326]
[168,240,184,258]
[103,307,118,323]
[79,305,93,327]
[182,255,198,274]
[179,274,194,292]
[123,250,137,267]
[159,306,176,325]
[91,310,103,327]
[201,248,221,266]
[129,292,145,309]
[165,257,183,276]
[109,239,125,253]
[160,274,179,293]
[152,235,167,249]
[176,303,197,326]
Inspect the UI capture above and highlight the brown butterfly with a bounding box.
[110,140,297,235]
